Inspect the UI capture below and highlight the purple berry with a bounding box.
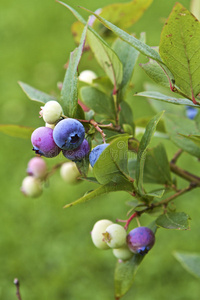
[62,139,90,161]
[89,143,109,167]
[53,118,85,150]
[126,227,155,256]
[31,127,61,158]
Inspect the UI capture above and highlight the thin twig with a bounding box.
[170,162,200,186]
[171,149,183,164]
[14,279,22,300]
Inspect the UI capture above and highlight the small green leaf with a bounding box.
[63,176,133,208]
[159,3,200,101]
[112,33,144,100]
[115,254,144,299]
[135,111,164,196]
[93,136,130,184]
[144,143,172,185]
[174,252,200,279]
[18,81,57,104]
[164,113,200,158]
[119,101,135,134]
[75,156,90,177]
[81,7,163,63]
[0,124,34,139]
[61,25,87,117]
[156,212,190,230]
[114,221,157,299]
[140,59,175,88]
[179,133,200,148]
[80,86,116,119]
[86,28,123,88]
[93,0,153,31]
[136,91,200,108]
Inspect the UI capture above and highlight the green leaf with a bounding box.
[174,252,200,279]
[135,117,166,133]
[140,59,175,88]
[179,133,200,148]
[115,254,144,299]
[0,124,34,139]
[80,86,116,119]
[136,91,200,108]
[144,143,172,185]
[112,33,144,100]
[58,1,123,88]
[81,7,163,63]
[61,25,87,117]
[93,136,130,184]
[63,176,133,208]
[114,221,157,299]
[119,101,135,134]
[156,212,190,230]
[135,111,164,196]
[18,81,57,104]
[164,113,200,158]
[159,3,200,102]
[86,28,123,88]
[75,156,90,177]
[93,0,153,31]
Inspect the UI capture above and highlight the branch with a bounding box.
[170,162,200,186]
[14,279,22,300]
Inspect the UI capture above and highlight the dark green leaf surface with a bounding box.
[140,59,175,88]
[159,3,200,101]
[81,7,163,63]
[164,113,200,158]
[80,86,116,119]
[119,101,135,134]
[18,81,57,104]
[63,176,133,208]
[93,136,130,184]
[0,124,34,139]
[156,212,190,230]
[179,133,200,148]
[115,254,144,299]
[112,33,144,99]
[174,252,200,278]
[135,111,164,196]
[137,91,200,107]
[144,143,172,185]
[61,25,87,117]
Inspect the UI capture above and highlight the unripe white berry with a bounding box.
[79,70,97,84]
[45,122,55,129]
[21,176,42,198]
[113,245,133,261]
[103,224,126,249]
[91,219,113,250]
[41,100,63,124]
[60,162,80,184]
[27,157,47,179]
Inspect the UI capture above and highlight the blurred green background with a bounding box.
[1,0,200,299]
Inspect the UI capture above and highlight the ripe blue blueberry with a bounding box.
[89,143,109,167]
[126,227,155,256]
[53,118,85,150]
[31,127,61,158]
[186,106,198,120]
[62,139,90,161]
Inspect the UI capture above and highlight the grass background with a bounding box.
[1,0,200,299]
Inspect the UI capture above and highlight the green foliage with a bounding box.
[159,3,200,102]
[174,252,200,278]
[2,1,200,299]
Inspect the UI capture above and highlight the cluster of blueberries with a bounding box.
[21,100,109,197]
[91,220,155,260]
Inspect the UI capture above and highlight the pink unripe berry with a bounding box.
[27,157,47,179]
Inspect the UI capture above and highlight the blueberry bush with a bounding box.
[1,0,200,299]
